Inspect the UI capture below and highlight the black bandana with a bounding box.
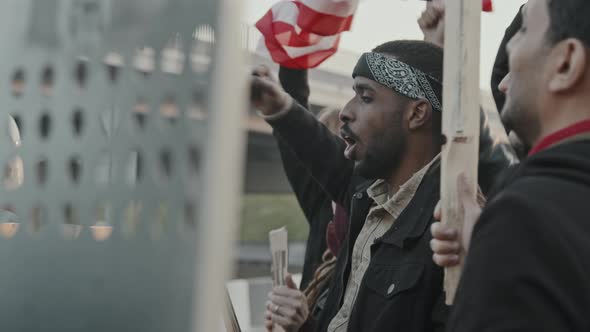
[352,52,442,112]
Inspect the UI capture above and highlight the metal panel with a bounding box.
[0,0,245,331]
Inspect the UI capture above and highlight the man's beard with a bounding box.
[501,97,540,150]
[353,131,407,180]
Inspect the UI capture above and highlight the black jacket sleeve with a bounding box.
[275,136,331,224]
[279,67,310,110]
[447,191,574,332]
[274,67,332,223]
[268,103,354,210]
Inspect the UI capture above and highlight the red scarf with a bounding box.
[528,119,590,156]
[326,204,348,256]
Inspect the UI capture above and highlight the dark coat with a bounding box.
[276,135,333,290]
[447,139,590,332]
[276,67,338,289]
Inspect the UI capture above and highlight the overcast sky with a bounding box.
[242,0,527,90]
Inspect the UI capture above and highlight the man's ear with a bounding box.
[407,100,433,130]
[548,38,587,93]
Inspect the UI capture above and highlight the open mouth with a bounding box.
[340,127,358,160]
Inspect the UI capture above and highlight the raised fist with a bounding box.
[250,65,291,116]
[418,1,445,48]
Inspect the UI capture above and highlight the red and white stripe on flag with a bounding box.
[255,0,358,69]
[256,0,491,69]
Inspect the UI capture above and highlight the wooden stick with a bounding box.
[441,0,481,305]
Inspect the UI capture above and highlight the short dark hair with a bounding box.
[547,0,590,47]
[372,40,443,143]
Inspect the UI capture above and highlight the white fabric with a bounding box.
[282,34,339,58]
[271,1,299,25]
[300,0,358,17]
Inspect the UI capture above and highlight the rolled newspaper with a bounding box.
[269,227,289,287]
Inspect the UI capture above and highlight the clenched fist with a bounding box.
[418,1,445,48]
[250,65,291,116]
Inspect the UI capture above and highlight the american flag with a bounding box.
[256,0,493,69]
[256,0,358,69]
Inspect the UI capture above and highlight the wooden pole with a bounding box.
[441,0,481,305]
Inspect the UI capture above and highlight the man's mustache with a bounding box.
[340,124,359,142]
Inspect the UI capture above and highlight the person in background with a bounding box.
[490,4,529,158]
[431,1,590,330]
[490,6,523,115]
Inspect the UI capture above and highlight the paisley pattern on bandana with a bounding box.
[354,52,442,112]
